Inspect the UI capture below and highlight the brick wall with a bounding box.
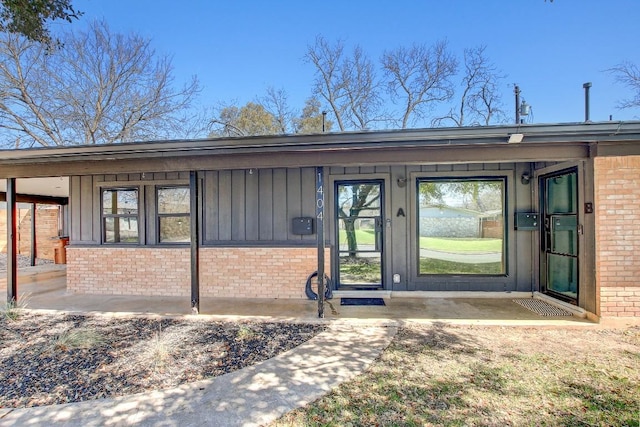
[66,246,330,299]
[594,156,640,317]
[0,206,59,260]
[200,247,331,299]
[67,247,191,296]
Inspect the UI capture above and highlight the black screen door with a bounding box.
[541,169,578,303]
[335,181,384,288]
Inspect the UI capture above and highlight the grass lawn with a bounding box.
[420,237,502,253]
[339,230,502,254]
[419,258,503,275]
[273,325,640,427]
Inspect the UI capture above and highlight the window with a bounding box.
[417,178,505,275]
[157,186,190,243]
[102,188,139,243]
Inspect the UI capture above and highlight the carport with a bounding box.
[1,177,69,303]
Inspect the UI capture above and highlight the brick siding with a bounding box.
[66,246,330,299]
[0,206,59,260]
[200,247,330,299]
[594,156,640,317]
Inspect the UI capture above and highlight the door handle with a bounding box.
[375,217,382,252]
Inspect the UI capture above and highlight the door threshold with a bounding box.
[534,292,586,318]
[333,290,391,299]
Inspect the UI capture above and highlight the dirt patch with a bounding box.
[0,312,325,408]
[275,324,640,427]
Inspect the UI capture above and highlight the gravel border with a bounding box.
[0,312,326,408]
[0,254,54,272]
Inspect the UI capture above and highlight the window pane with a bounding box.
[159,216,191,243]
[104,217,139,243]
[418,180,504,275]
[102,189,138,215]
[158,187,190,214]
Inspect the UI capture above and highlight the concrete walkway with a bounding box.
[0,324,396,427]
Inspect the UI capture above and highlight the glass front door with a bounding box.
[335,181,384,288]
[541,169,578,303]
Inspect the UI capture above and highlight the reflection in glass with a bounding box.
[547,253,578,298]
[157,186,190,243]
[418,179,505,275]
[158,187,190,214]
[104,217,138,243]
[159,217,191,243]
[336,182,383,286]
[102,188,139,243]
[102,189,138,215]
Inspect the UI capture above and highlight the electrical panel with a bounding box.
[292,217,314,235]
[514,212,539,230]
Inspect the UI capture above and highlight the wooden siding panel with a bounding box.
[218,170,232,240]
[144,184,156,244]
[245,170,259,240]
[259,169,274,240]
[359,166,375,174]
[231,170,246,240]
[80,175,93,241]
[286,168,302,241]
[300,167,316,242]
[204,171,219,241]
[70,176,81,242]
[272,169,288,240]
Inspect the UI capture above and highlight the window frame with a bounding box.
[156,185,191,245]
[415,176,507,277]
[101,187,140,245]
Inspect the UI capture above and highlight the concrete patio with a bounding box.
[0,265,604,327]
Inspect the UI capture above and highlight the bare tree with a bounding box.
[608,61,640,110]
[0,20,200,147]
[305,36,383,131]
[432,46,506,127]
[382,40,458,128]
[259,86,293,134]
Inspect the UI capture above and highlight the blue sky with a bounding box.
[67,0,639,127]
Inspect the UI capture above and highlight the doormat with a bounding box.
[513,299,573,316]
[340,298,386,306]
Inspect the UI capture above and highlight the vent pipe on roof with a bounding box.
[514,85,521,124]
[583,82,592,122]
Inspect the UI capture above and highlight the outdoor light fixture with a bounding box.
[508,133,524,143]
[521,172,531,185]
[397,177,407,187]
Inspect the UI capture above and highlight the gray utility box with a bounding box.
[292,217,314,235]
[514,212,539,230]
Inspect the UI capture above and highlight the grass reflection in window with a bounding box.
[418,179,505,275]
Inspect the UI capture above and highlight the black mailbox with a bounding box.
[292,217,314,235]
[515,212,539,230]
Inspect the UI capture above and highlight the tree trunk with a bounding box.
[344,217,358,258]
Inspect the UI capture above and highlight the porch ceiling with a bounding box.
[0,177,69,198]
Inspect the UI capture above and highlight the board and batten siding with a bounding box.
[202,167,316,243]
[328,163,537,292]
[69,168,317,245]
